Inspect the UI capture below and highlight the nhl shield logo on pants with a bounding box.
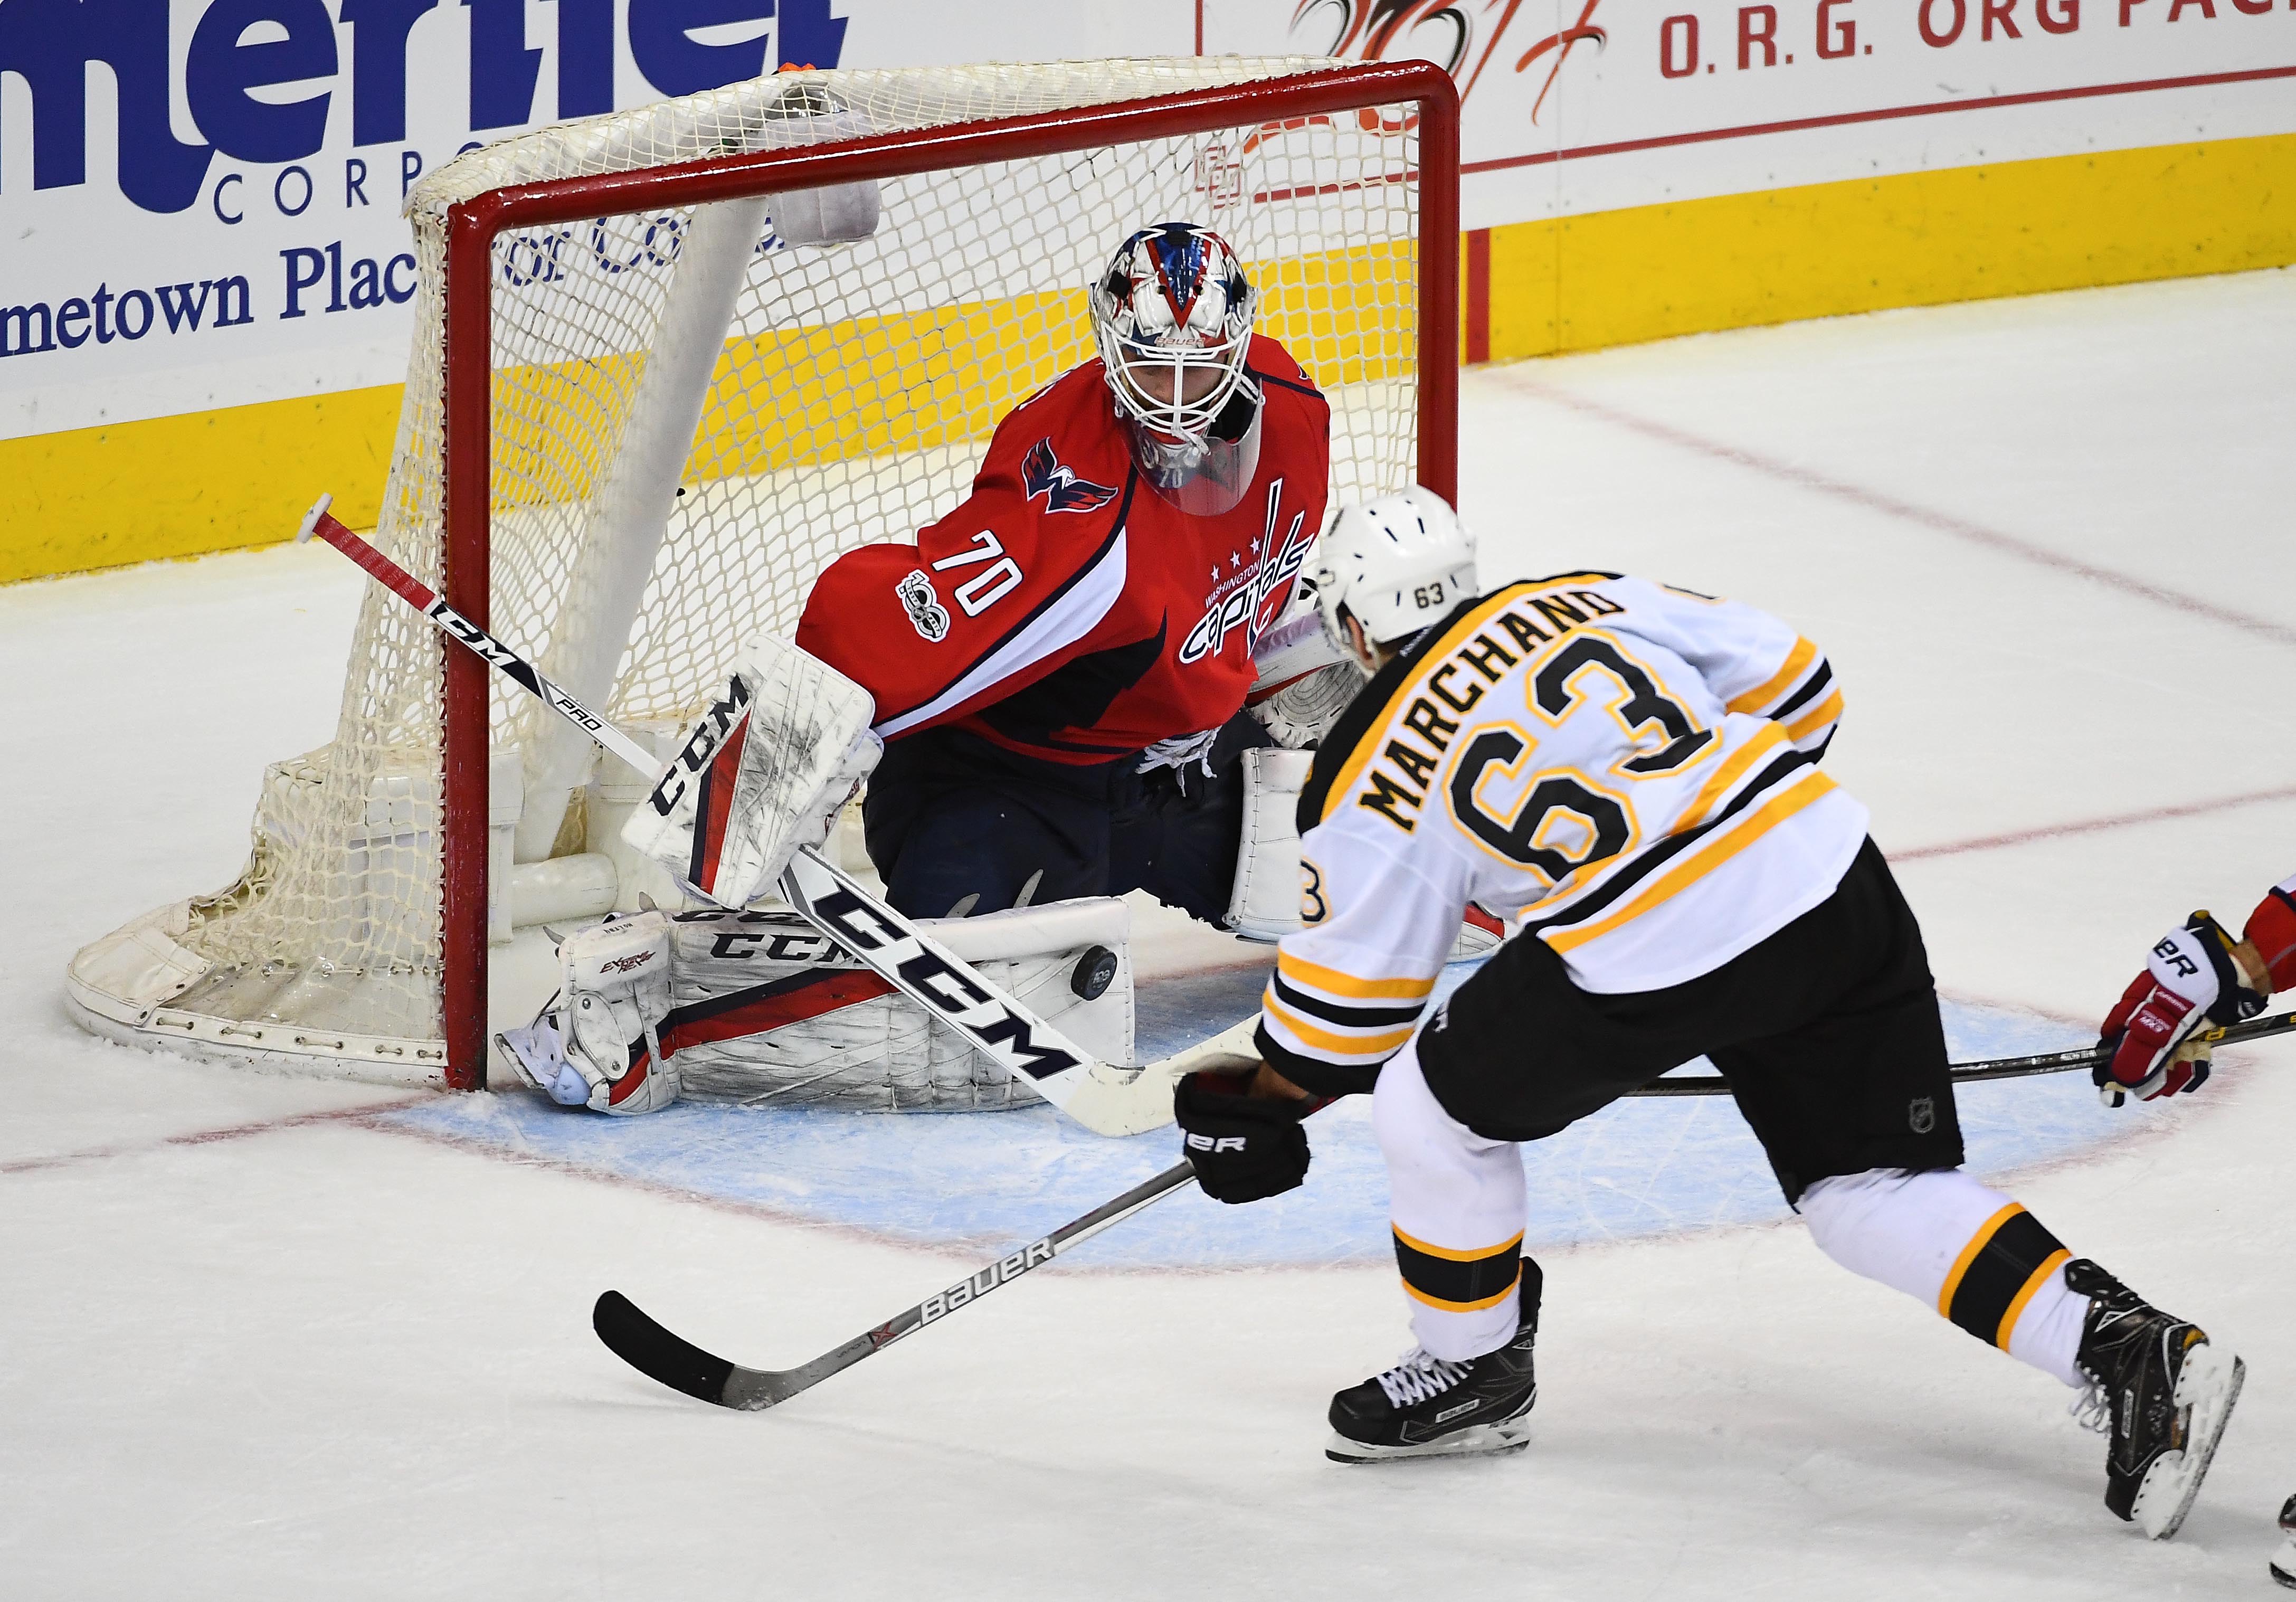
[1908,1096,1936,1134]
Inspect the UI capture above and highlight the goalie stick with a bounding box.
[595,1012,2296,1414]
[294,493,1219,1137]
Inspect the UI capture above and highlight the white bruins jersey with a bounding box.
[1256,573,1868,1091]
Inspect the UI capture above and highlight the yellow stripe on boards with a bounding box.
[1997,1247,2072,1351]
[15,132,2296,584]
[1480,131,2296,361]
[0,386,402,584]
[1939,1203,2027,1319]
[1393,1225,1525,1264]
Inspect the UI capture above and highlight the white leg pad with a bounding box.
[1225,746,1315,942]
[660,897,1134,1111]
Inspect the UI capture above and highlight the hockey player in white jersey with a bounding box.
[1171,488,2243,1538]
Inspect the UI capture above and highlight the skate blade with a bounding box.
[2132,1344,2244,1540]
[1324,1417,1533,1465]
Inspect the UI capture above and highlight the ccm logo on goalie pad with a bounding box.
[1183,1133,1248,1152]
[907,1238,1060,1332]
[805,887,1086,1082]
[646,676,753,818]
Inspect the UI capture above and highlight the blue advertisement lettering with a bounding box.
[187,0,338,164]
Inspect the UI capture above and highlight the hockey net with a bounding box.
[65,57,1458,1091]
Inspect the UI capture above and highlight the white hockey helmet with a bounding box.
[1089,222,1262,515]
[1310,486,1478,657]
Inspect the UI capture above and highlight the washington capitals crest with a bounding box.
[1022,439,1119,514]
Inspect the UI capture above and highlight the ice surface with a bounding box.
[5,269,2296,1599]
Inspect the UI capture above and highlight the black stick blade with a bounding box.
[594,1290,737,1407]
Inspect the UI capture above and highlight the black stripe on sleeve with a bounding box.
[1770,658,1835,721]
[1267,970,1427,1029]
[1253,1019,1382,1099]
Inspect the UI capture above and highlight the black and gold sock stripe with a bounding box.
[1393,1225,1523,1313]
[1938,1203,2071,1351]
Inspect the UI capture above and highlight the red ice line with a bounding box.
[1894,784,2296,862]
[1510,377,2296,651]
[0,1098,421,1177]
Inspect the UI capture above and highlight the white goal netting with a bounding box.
[66,58,1431,1087]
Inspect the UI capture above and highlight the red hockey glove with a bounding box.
[2094,911,2266,1107]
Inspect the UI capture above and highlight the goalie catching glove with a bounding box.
[622,633,881,909]
[499,911,681,1115]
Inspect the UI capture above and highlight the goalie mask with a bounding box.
[1089,222,1263,516]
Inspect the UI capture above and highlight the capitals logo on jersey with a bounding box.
[1022,439,1120,514]
[1178,479,1314,665]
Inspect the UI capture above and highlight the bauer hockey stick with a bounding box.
[1626,1008,2296,1097]
[594,1158,1201,1409]
[294,494,1220,1137]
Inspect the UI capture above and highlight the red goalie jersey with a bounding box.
[795,335,1331,764]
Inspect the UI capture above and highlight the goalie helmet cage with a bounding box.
[64,56,1459,1093]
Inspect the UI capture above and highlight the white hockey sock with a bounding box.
[1372,1037,1527,1362]
[1800,1167,2086,1388]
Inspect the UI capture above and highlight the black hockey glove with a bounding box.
[1174,1070,1311,1204]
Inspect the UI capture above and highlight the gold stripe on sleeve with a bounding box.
[1263,996,1417,1059]
[1782,687,1845,743]
[1275,950,1438,1000]
[1676,722,1788,832]
[1726,637,1818,716]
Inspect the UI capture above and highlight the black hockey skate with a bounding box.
[2065,1258,2243,1540]
[1326,1275,1537,1464]
[2270,1493,2296,1590]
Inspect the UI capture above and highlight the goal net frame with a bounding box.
[431,61,1458,1089]
[64,58,1458,1096]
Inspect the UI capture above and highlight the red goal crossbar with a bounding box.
[437,60,1462,1089]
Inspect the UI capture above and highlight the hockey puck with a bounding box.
[1070,945,1118,1001]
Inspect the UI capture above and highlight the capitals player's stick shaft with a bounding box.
[1627,1008,2296,1097]
[595,1159,1201,1409]
[293,494,1201,1136]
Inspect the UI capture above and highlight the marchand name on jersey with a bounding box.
[1358,584,1626,831]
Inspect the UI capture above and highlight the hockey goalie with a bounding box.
[505,222,1379,1117]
